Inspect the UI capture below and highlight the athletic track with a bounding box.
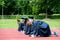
[0,28,60,40]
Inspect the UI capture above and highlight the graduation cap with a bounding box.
[21,16,28,19]
[17,19,20,22]
[28,16,34,19]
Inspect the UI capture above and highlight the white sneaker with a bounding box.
[54,31,58,37]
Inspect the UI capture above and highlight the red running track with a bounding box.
[0,28,60,40]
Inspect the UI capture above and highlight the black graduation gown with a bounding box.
[30,20,38,35]
[24,25,32,35]
[37,21,51,37]
[18,22,24,31]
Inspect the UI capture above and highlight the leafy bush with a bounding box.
[0,14,60,19]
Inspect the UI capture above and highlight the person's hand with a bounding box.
[29,34,31,37]
[22,31,25,33]
[31,35,35,38]
[26,21,31,25]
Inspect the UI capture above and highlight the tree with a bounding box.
[0,0,60,16]
[40,0,60,18]
[0,0,5,19]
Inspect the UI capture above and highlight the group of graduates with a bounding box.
[17,16,58,37]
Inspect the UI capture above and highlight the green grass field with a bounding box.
[43,19,60,28]
[0,19,17,28]
[0,19,60,28]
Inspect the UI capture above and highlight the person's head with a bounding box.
[21,18,25,22]
[28,16,34,23]
[17,19,20,25]
[20,16,27,22]
[17,19,20,22]
[24,18,32,25]
[29,16,34,19]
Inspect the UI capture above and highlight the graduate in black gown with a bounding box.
[28,16,51,37]
[23,18,32,35]
[17,17,26,32]
[28,16,58,37]
[28,16,38,37]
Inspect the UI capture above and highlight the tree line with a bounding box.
[0,0,60,15]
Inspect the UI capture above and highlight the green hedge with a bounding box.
[0,14,60,19]
[50,14,60,19]
[0,15,45,19]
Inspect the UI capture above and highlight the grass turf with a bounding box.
[0,19,60,28]
[0,19,17,28]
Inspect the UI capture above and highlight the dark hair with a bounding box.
[21,18,25,19]
[29,16,34,19]
[17,19,20,22]
[21,16,27,19]
[24,18,29,24]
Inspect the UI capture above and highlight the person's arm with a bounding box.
[30,21,38,37]
[30,25,38,37]
[24,25,30,35]
[18,22,24,32]
[18,23,22,31]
